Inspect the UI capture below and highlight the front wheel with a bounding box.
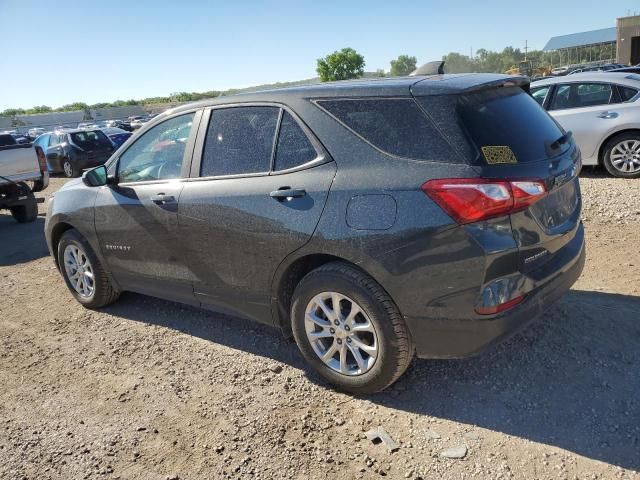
[58,229,120,308]
[291,262,414,394]
[602,133,640,178]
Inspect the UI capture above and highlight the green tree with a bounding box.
[316,48,365,82]
[390,55,417,76]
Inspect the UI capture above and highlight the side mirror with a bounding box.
[82,165,108,187]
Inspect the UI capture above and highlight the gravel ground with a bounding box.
[1,171,639,480]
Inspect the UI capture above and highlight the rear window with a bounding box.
[619,86,638,102]
[418,87,565,164]
[70,130,112,149]
[316,98,458,162]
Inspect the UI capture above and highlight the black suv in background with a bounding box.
[45,70,585,393]
[34,129,115,177]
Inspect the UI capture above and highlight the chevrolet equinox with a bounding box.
[45,68,585,393]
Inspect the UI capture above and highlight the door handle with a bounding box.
[150,194,176,204]
[597,111,618,119]
[270,187,306,200]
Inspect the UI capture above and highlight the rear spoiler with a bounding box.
[411,72,531,96]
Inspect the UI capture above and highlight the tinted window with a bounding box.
[531,86,550,106]
[70,130,112,149]
[551,83,613,110]
[456,87,565,163]
[201,106,279,177]
[274,111,317,170]
[317,98,457,161]
[619,86,638,102]
[117,113,194,183]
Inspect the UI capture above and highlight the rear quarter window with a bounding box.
[316,98,459,162]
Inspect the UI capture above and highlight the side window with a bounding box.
[551,83,613,110]
[618,86,639,102]
[48,134,59,147]
[201,106,279,177]
[531,86,550,107]
[117,112,194,183]
[274,111,317,170]
[317,98,457,161]
[36,134,48,147]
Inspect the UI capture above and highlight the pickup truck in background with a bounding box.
[0,133,49,223]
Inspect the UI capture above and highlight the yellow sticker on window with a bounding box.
[481,146,517,165]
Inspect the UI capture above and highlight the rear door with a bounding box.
[547,82,617,160]
[178,105,336,323]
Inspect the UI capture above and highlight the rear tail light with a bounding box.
[475,295,525,315]
[35,146,47,174]
[422,178,547,224]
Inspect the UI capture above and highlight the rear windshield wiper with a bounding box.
[545,131,572,156]
[550,131,572,150]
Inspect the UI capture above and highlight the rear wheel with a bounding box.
[291,262,414,394]
[9,185,38,223]
[63,159,79,178]
[602,132,640,178]
[58,229,120,308]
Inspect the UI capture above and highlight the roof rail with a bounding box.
[410,61,445,76]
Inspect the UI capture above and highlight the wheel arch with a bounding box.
[50,222,75,268]
[597,128,640,165]
[271,253,370,338]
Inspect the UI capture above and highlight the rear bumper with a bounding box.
[406,229,586,359]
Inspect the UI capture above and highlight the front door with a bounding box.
[94,110,201,304]
[178,106,336,323]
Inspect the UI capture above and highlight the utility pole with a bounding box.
[524,40,528,61]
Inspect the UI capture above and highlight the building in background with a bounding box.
[617,15,640,65]
[543,15,640,67]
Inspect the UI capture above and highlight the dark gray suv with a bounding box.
[45,72,585,393]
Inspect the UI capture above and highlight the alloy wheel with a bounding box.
[63,245,95,298]
[610,139,640,173]
[63,161,73,177]
[304,292,378,376]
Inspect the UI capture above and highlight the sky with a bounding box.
[1,0,639,110]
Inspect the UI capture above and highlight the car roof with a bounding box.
[160,73,528,118]
[532,72,640,87]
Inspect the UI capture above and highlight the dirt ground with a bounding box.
[1,171,639,480]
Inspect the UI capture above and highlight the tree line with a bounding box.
[2,45,552,117]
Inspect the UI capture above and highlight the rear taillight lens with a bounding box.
[35,146,47,173]
[422,178,547,224]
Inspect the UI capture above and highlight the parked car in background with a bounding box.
[33,129,115,177]
[110,119,133,132]
[45,71,585,393]
[130,117,149,130]
[28,127,45,139]
[609,66,640,74]
[101,127,132,148]
[568,64,627,75]
[531,72,640,178]
[11,133,30,144]
[0,133,48,223]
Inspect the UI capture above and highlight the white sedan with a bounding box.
[531,72,640,178]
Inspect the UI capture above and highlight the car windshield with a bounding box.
[102,127,127,135]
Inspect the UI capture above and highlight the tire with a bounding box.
[290,262,414,394]
[63,159,79,178]
[57,229,120,309]
[602,132,640,179]
[9,188,38,223]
